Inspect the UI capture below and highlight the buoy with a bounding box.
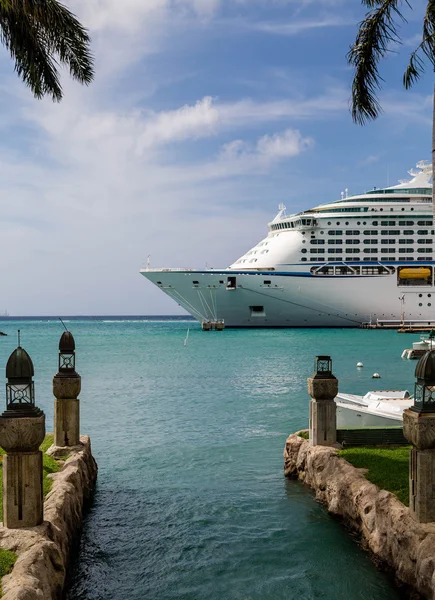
[357,362,363,368]
[372,372,381,379]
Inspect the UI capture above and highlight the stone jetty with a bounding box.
[284,435,435,599]
[0,331,97,599]
[285,353,435,599]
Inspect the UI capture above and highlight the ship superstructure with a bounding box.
[141,161,435,327]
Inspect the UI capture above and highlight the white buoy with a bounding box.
[372,372,381,379]
[357,362,364,368]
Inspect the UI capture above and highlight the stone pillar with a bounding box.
[403,410,435,522]
[0,415,45,528]
[53,375,81,447]
[53,331,81,448]
[308,356,338,446]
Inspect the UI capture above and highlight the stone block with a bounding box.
[307,376,338,401]
[54,398,80,447]
[3,451,43,528]
[403,409,435,450]
[53,375,81,400]
[0,414,45,454]
[409,447,435,523]
[309,398,337,446]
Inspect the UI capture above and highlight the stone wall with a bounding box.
[284,433,435,599]
[0,435,98,600]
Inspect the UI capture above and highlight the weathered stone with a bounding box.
[53,399,79,447]
[0,436,97,600]
[308,376,338,447]
[0,415,45,454]
[52,376,81,401]
[307,376,338,400]
[309,399,336,446]
[3,453,43,529]
[284,434,435,599]
[403,409,435,450]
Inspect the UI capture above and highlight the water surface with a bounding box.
[0,320,415,599]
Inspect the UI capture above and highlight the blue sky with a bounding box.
[0,0,433,315]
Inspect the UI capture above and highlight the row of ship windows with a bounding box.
[305,248,432,254]
[301,257,432,262]
[312,239,432,245]
[327,229,431,236]
[271,220,433,230]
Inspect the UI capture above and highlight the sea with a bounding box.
[0,317,418,600]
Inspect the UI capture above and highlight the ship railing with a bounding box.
[140,268,199,272]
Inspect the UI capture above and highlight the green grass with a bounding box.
[298,431,309,439]
[0,549,17,590]
[339,446,411,506]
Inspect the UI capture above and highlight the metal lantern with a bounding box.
[5,340,36,412]
[413,350,435,414]
[313,355,333,378]
[58,331,76,375]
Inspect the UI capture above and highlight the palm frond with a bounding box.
[421,0,435,68]
[348,0,406,125]
[0,9,62,100]
[403,43,425,89]
[0,0,93,101]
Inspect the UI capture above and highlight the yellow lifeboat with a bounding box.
[398,267,431,279]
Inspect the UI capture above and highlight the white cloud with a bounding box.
[137,97,220,151]
[250,16,352,35]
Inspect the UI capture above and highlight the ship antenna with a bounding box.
[17,329,20,346]
[59,318,68,332]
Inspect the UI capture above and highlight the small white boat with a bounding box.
[335,390,413,428]
[412,333,435,351]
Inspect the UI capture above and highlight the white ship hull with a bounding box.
[141,265,435,327]
[141,161,435,327]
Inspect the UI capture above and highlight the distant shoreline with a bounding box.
[0,315,195,321]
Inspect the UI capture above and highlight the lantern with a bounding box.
[313,356,333,379]
[5,338,36,414]
[58,331,76,375]
[413,350,435,414]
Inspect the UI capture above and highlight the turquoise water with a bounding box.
[0,320,416,599]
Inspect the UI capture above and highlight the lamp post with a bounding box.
[0,333,45,528]
[403,350,435,522]
[308,356,338,446]
[53,331,81,447]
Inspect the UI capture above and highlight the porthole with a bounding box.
[429,294,432,298]
[411,208,414,211]
[301,231,305,235]
[419,294,423,298]
[320,231,324,234]
[380,208,383,211]
[336,222,340,225]
[401,208,405,211]
[419,303,423,307]
[301,249,307,253]
[302,240,306,243]
[327,222,331,225]
[363,221,367,225]
[345,221,349,225]
[357,221,361,225]
[429,303,432,307]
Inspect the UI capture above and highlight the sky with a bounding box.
[0,0,433,316]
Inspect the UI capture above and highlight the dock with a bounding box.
[361,319,435,332]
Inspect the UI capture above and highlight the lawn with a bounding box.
[339,446,411,506]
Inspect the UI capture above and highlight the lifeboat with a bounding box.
[398,267,431,279]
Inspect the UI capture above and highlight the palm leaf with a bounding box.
[348,0,406,124]
[0,0,93,101]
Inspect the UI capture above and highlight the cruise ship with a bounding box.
[140,161,435,327]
